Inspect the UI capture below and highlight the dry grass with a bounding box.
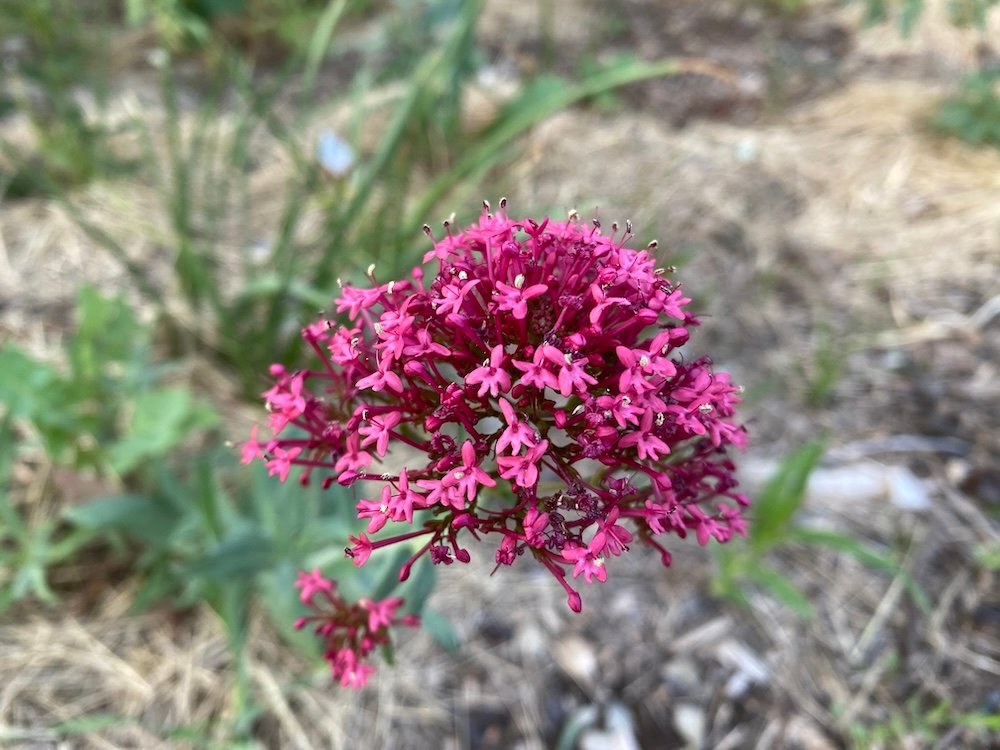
[1,0,998,747]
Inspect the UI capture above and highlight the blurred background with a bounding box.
[0,0,998,748]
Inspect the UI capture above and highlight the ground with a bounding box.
[0,1,998,748]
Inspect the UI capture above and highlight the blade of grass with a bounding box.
[750,439,825,551]
[790,527,931,615]
[745,562,814,619]
[401,56,698,239]
[300,0,349,103]
[313,0,486,288]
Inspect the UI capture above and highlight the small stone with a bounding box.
[673,703,706,748]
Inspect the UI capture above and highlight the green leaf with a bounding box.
[421,608,460,653]
[954,712,1000,731]
[300,0,349,101]
[0,346,63,421]
[69,285,148,382]
[789,527,931,615]
[183,527,275,581]
[259,562,321,657]
[973,543,1000,571]
[397,554,437,615]
[64,494,181,544]
[745,563,813,619]
[751,440,825,551]
[366,544,412,601]
[109,387,216,473]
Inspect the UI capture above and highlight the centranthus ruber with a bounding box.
[245,200,748,685]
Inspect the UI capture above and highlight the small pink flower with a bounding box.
[441,441,497,506]
[618,409,670,461]
[357,487,392,533]
[497,440,549,488]
[496,399,536,454]
[465,345,511,398]
[542,348,597,398]
[241,425,265,465]
[295,568,333,603]
[334,432,373,474]
[512,345,559,391]
[433,277,480,317]
[356,359,404,394]
[562,544,608,584]
[358,411,401,457]
[387,469,424,524]
[493,276,548,319]
[266,445,302,482]
[348,533,375,567]
[360,596,403,631]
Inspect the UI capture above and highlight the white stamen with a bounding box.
[458,270,468,280]
[367,263,376,276]
[655,412,665,426]
[699,403,714,413]
[387,280,396,294]
[514,274,525,289]
[564,352,573,365]
[639,354,650,368]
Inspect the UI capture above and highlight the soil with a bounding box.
[1,1,998,748]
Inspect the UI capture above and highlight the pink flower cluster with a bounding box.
[294,569,418,689]
[246,201,748,678]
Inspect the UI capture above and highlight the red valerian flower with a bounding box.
[246,200,749,682]
[294,570,418,690]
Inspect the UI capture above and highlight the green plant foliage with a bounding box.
[58,3,694,400]
[930,70,1000,148]
[713,441,929,618]
[0,288,218,611]
[63,448,430,663]
[739,0,811,16]
[849,0,998,34]
[0,0,128,196]
[846,696,1000,749]
[0,415,92,612]
[0,286,214,471]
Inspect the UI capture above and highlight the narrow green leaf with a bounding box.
[397,554,436,615]
[300,0,349,101]
[259,563,321,658]
[422,608,461,653]
[745,563,813,619]
[64,494,180,544]
[403,55,687,236]
[789,527,931,615]
[751,440,825,550]
[184,528,275,581]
